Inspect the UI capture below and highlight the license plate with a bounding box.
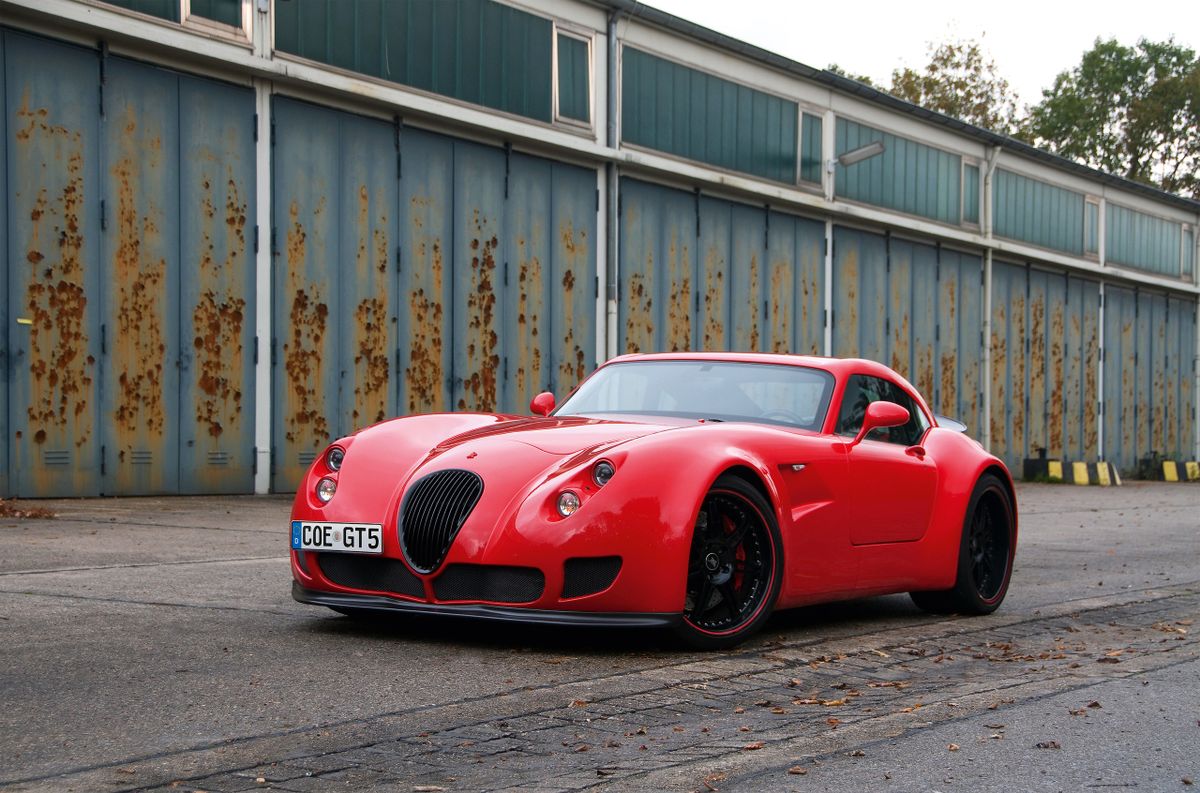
[291,521,383,554]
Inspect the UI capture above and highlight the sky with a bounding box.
[638,0,1200,109]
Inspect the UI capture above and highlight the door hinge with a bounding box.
[97,41,108,117]
[503,142,512,199]
[100,444,106,476]
[253,113,258,142]
[100,199,107,231]
[100,323,107,355]
[271,337,277,366]
[253,225,259,254]
[271,226,278,255]
[396,245,402,271]
[252,446,258,476]
[254,335,259,365]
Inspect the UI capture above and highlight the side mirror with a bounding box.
[530,391,556,417]
[850,401,909,447]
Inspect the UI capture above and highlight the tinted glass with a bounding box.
[835,374,929,446]
[557,361,835,431]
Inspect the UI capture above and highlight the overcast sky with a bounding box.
[639,0,1200,108]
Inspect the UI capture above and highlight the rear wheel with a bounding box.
[675,475,783,650]
[911,473,1015,615]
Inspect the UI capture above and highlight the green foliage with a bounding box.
[1022,38,1200,198]
[826,64,877,88]
[888,38,1020,135]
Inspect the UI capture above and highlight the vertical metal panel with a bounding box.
[451,139,505,411]
[547,160,597,395]
[1183,228,1194,279]
[792,215,825,355]
[6,32,102,497]
[398,127,453,415]
[730,204,764,351]
[338,112,397,432]
[1026,269,1049,456]
[1134,291,1156,464]
[697,195,730,351]
[622,48,797,183]
[937,249,984,438]
[989,261,1027,469]
[832,226,886,362]
[177,75,256,494]
[101,56,181,495]
[885,237,914,382]
[1062,277,1100,462]
[1103,285,1137,470]
[618,178,695,353]
[1148,293,1170,457]
[1173,297,1197,459]
[504,151,552,409]
[764,212,796,353]
[271,98,340,491]
[992,169,1084,256]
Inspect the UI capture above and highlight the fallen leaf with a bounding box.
[1088,701,1102,709]
[574,744,590,753]
[744,741,764,750]
[787,766,808,775]
[770,706,787,715]
[738,726,752,732]
[948,743,960,751]
[596,769,616,777]
[787,678,803,687]
[826,717,840,727]
[984,724,1005,729]
[734,707,745,714]
[569,699,588,708]
[673,726,685,732]
[1097,657,1121,664]
[1182,777,1193,785]
[1069,708,1086,716]
[1035,741,1061,750]
[821,698,847,707]
[754,699,771,706]
[413,787,447,792]
[847,749,865,757]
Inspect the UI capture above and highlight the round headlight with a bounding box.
[556,490,581,517]
[592,460,615,487]
[316,477,337,503]
[326,446,345,472]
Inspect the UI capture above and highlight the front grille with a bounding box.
[316,553,425,598]
[432,564,545,604]
[399,469,484,573]
[561,556,622,599]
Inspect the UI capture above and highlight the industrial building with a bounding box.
[0,0,1196,497]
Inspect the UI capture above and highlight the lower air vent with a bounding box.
[432,564,545,604]
[316,554,425,598]
[562,556,622,599]
[399,469,484,573]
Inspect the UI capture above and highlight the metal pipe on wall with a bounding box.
[605,10,619,361]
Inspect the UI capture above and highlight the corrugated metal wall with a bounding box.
[618,178,823,355]
[1102,287,1197,467]
[3,31,256,497]
[832,228,984,438]
[993,169,1085,256]
[271,98,597,491]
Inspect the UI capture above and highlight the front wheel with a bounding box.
[911,473,1015,615]
[675,475,783,650]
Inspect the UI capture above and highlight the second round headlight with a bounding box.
[592,460,615,487]
[326,446,345,471]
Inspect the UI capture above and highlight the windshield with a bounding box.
[556,360,835,431]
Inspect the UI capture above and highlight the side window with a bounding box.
[835,375,930,446]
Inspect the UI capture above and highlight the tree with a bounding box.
[888,38,1020,135]
[1022,38,1200,198]
[826,64,877,88]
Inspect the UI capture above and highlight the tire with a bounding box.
[911,473,1015,615]
[674,474,783,650]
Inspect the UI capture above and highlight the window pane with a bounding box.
[800,114,822,184]
[557,33,589,123]
[835,375,928,446]
[101,0,179,22]
[190,0,242,27]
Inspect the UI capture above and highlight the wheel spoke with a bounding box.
[719,581,740,620]
[694,577,715,620]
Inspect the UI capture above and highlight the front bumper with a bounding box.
[293,582,681,628]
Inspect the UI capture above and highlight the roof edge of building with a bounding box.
[598,0,1200,214]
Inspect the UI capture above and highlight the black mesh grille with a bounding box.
[561,556,622,599]
[432,564,545,604]
[399,469,484,573]
[316,553,425,598]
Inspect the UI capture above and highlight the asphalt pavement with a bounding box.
[0,482,1197,792]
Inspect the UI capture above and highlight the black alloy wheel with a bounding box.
[676,474,783,649]
[911,472,1015,615]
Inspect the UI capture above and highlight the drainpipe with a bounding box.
[605,10,619,360]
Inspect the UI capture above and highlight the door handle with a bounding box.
[905,445,926,459]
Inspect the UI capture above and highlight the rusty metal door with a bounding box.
[1103,284,1137,470]
[937,248,985,438]
[272,98,400,491]
[6,32,103,497]
[988,260,1028,469]
[620,179,824,356]
[100,56,182,494]
[177,75,256,493]
[1063,277,1100,462]
[832,227,887,362]
[0,30,7,497]
[1166,296,1197,460]
[883,236,937,403]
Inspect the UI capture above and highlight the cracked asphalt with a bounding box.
[0,482,1197,792]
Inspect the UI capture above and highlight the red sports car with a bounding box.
[291,353,1017,648]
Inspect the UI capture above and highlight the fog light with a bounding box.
[557,490,581,517]
[592,460,615,487]
[326,446,345,471]
[316,477,337,503]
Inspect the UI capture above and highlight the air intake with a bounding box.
[399,469,484,573]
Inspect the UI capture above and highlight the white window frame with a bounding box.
[552,24,594,130]
[182,0,252,41]
[961,157,982,229]
[1084,196,1102,261]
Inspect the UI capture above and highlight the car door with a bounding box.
[835,375,938,544]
